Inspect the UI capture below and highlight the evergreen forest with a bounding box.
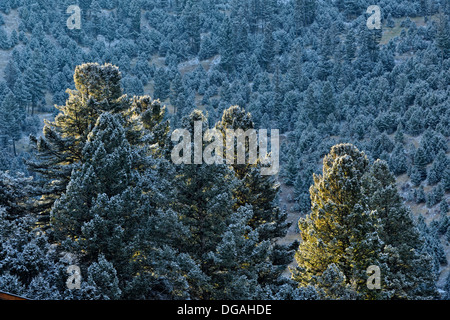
[0,0,449,300]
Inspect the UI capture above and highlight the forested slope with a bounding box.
[0,0,449,300]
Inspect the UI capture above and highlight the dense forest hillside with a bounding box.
[0,0,449,300]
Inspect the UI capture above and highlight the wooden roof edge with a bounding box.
[0,291,30,300]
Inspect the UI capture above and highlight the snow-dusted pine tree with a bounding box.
[27,63,130,222]
[293,144,439,299]
[361,160,438,299]
[293,144,384,299]
[51,112,200,299]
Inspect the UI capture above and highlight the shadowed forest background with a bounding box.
[0,0,449,300]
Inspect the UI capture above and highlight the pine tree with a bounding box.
[426,183,444,208]
[420,0,428,17]
[361,160,438,299]
[199,35,216,60]
[410,166,424,187]
[0,207,65,299]
[205,205,274,299]
[406,106,425,136]
[344,30,356,62]
[0,26,9,49]
[416,215,447,280]
[122,76,143,96]
[293,143,439,299]
[436,10,450,61]
[170,72,187,116]
[420,130,447,164]
[344,0,360,19]
[215,106,289,241]
[0,272,26,297]
[129,0,141,34]
[153,68,170,101]
[415,185,426,204]
[388,143,407,176]
[360,27,382,62]
[126,95,170,157]
[313,263,359,299]
[83,254,122,300]
[231,8,249,55]
[170,109,237,299]
[394,123,404,144]
[13,76,31,111]
[441,201,449,215]
[4,59,19,90]
[286,44,303,90]
[294,0,316,32]
[0,171,34,220]
[51,112,196,299]
[304,84,318,124]
[292,144,385,299]
[90,0,102,36]
[284,154,298,186]
[443,166,450,192]
[444,272,450,300]
[413,147,428,182]
[0,91,23,156]
[27,63,129,223]
[218,16,235,73]
[427,151,448,185]
[183,0,201,55]
[318,81,335,122]
[170,107,292,298]
[25,50,47,115]
[260,22,275,71]
[372,133,394,160]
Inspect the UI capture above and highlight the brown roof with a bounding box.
[0,291,28,300]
